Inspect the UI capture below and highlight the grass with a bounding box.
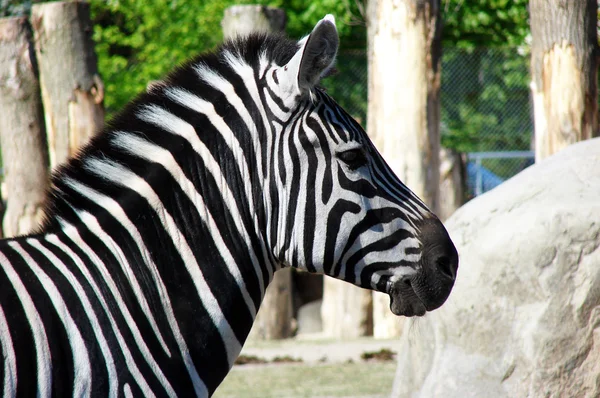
[213,361,396,398]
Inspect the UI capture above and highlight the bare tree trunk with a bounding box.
[247,268,294,340]
[438,148,465,222]
[530,0,599,162]
[221,5,293,340]
[31,1,104,169]
[0,17,49,237]
[319,0,379,340]
[368,0,442,338]
[321,281,373,338]
[222,5,286,39]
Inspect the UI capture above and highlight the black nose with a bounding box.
[419,217,459,281]
[435,253,457,280]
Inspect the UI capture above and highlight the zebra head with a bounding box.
[258,16,458,317]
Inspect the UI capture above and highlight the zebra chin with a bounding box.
[386,278,429,317]
[385,217,459,317]
[385,274,453,317]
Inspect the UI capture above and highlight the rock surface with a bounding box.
[392,139,600,397]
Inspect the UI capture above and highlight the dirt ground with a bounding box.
[214,337,401,398]
[239,336,401,363]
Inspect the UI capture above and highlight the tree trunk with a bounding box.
[31,1,104,169]
[438,148,465,222]
[221,5,292,340]
[529,0,599,162]
[321,279,373,338]
[222,5,286,39]
[367,0,442,338]
[0,17,49,237]
[247,268,294,340]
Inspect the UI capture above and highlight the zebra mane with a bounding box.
[37,32,301,233]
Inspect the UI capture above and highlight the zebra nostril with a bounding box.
[436,255,457,280]
[417,217,459,282]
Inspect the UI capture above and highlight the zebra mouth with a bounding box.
[387,279,427,317]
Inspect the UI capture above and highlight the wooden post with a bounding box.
[438,148,465,222]
[322,272,374,338]
[221,5,293,340]
[0,17,49,237]
[247,268,294,340]
[529,0,599,161]
[322,281,373,338]
[31,1,104,169]
[222,5,286,39]
[368,0,442,338]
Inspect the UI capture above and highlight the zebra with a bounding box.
[0,14,458,397]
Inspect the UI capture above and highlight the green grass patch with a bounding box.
[214,361,396,398]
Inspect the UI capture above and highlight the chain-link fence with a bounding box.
[322,47,535,198]
[442,48,534,197]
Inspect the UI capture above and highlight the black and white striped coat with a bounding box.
[0,15,457,397]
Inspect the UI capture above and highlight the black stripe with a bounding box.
[323,200,361,275]
[344,228,414,281]
[8,240,75,396]
[332,207,413,277]
[298,123,319,272]
[39,234,115,394]
[0,244,37,398]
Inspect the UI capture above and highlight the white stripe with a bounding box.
[112,131,258,318]
[193,64,273,276]
[54,221,162,398]
[60,212,176,397]
[370,161,427,220]
[61,205,171,357]
[220,51,273,155]
[38,235,119,398]
[61,180,208,397]
[370,267,418,289]
[0,304,16,398]
[124,384,133,398]
[343,232,421,285]
[0,249,52,397]
[193,63,263,182]
[160,88,256,214]
[222,50,278,275]
[263,85,289,121]
[11,241,92,398]
[136,103,270,295]
[295,113,330,272]
[269,109,291,256]
[258,52,270,80]
[81,158,243,367]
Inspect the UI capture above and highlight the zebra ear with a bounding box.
[284,15,339,94]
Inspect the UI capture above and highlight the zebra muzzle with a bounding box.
[387,278,427,317]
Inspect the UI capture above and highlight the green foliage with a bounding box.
[264,0,366,49]
[89,0,366,116]
[440,0,533,174]
[441,48,532,154]
[90,0,235,115]
[321,51,368,126]
[442,0,530,48]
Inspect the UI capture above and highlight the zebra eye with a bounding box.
[337,148,367,170]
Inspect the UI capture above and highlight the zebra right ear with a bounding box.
[283,15,339,95]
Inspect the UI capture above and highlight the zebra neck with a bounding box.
[34,133,276,392]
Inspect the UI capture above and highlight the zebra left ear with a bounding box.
[283,15,339,95]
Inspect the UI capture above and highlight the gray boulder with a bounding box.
[392,139,600,398]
